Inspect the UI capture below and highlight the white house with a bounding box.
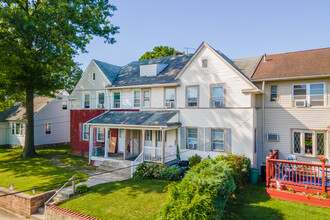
[0,90,70,147]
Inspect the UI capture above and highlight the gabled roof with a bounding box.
[251,48,330,80]
[87,111,180,127]
[109,54,193,88]
[232,56,263,79]
[93,59,121,84]
[0,105,20,122]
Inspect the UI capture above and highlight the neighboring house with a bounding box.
[251,48,330,165]
[69,42,262,167]
[0,90,70,146]
[69,42,330,170]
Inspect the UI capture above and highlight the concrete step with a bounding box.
[30,212,45,220]
[102,160,131,167]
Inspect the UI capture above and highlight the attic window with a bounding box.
[202,59,208,68]
[92,73,96,80]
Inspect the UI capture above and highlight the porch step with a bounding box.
[97,160,132,178]
[37,206,45,215]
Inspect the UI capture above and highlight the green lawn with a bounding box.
[0,146,88,194]
[225,184,330,220]
[59,179,170,220]
[59,154,95,170]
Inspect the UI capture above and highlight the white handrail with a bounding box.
[131,151,144,177]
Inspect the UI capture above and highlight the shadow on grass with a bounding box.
[224,184,284,220]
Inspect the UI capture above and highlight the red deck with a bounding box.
[266,150,330,207]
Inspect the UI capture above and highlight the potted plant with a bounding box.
[318,156,328,165]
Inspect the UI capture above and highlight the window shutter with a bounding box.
[225,128,232,153]
[79,123,82,141]
[198,127,204,151]
[205,128,211,152]
[180,127,186,149]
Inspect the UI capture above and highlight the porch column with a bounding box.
[162,129,165,164]
[104,128,109,158]
[89,127,94,164]
[141,129,145,161]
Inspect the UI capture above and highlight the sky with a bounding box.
[74,0,330,70]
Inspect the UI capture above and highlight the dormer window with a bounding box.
[140,64,168,77]
[92,73,96,81]
[202,59,208,68]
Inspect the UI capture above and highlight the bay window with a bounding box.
[292,130,325,157]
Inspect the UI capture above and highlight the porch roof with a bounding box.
[86,110,180,128]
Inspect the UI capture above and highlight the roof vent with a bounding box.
[264,53,267,62]
[140,64,168,77]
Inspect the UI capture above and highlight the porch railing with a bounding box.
[266,150,330,195]
[144,146,162,162]
[131,151,144,177]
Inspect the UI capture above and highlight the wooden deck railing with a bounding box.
[266,150,330,195]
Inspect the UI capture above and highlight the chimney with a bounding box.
[264,53,267,62]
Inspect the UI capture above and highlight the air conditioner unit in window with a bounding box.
[165,101,174,108]
[295,100,306,107]
[188,142,197,149]
[214,100,222,107]
[97,104,104,109]
[267,133,279,142]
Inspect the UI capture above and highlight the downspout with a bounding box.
[262,81,265,162]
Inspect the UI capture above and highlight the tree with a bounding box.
[139,46,183,61]
[0,1,119,157]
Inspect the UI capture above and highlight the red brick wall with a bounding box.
[0,187,55,217]
[70,109,107,155]
[46,204,100,220]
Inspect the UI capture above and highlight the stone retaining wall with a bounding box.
[0,186,55,217]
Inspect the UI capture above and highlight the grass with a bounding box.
[59,179,170,220]
[0,145,88,194]
[59,154,95,170]
[225,184,330,220]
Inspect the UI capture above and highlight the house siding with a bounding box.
[0,122,8,145]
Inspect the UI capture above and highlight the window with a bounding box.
[97,128,104,142]
[113,92,120,108]
[97,92,105,108]
[293,83,324,107]
[270,85,278,101]
[165,88,175,108]
[186,128,198,149]
[145,130,152,141]
[84,93,90,109]
[212,129,224,151]
[12,123,24,135]
[133,90,141,108]
[211,85,224,107]
[82,124,89,141]
[45,122,51,135]
[187,86,198,107]
[292,130,325,157]
[92,73,96,80]
[62,101,68,110]
[143,90,150,108]
[119,129,124,138]
[156,131,162,142]
[202,59,208,68]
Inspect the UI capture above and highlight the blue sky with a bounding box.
[75,0,330,70]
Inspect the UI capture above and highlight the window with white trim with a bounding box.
[187,87,198,107]
[293,83,324,107]
[270,85,278,101]
[143,90,150,108]
[83,93,90,109]
[113,92,120,108]
[12,123,25,136]
[212,129,224,151]
[97,92,105,108]
[292,130,325,157]
[97,128,104,142]
[156,130,162,142]
[211,86,224,107]
[186,128,198,149]
[165,88,175,108]
[45,122,51,135]
[133,90,141,108]
[82,124,89,141]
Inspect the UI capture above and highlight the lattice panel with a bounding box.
[317,133,324,155]
[293,132,301,153]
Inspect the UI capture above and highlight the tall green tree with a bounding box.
[0,0,119,157]
[139,46,183,61]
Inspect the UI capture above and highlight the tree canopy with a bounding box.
[139,46,183,61]
[0,0,119,157]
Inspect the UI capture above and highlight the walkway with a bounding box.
[0,207,25,220]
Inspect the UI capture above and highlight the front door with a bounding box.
[108,129,118,153]
[118,129,125,153]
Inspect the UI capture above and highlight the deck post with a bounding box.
[88,127,94,164]
[321,164,326,194]
[266,157,269,187]
[141,129,145,162]
[104,128,109,158]
[162,129,165,164]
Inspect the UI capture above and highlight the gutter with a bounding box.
[252,73,330,82]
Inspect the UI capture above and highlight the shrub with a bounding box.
[215,153,251,189]
[133,162,165,179]
[188,154,202,168]
[160,159,235,219]
[160,166,182,181]
[75,184,88,194]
